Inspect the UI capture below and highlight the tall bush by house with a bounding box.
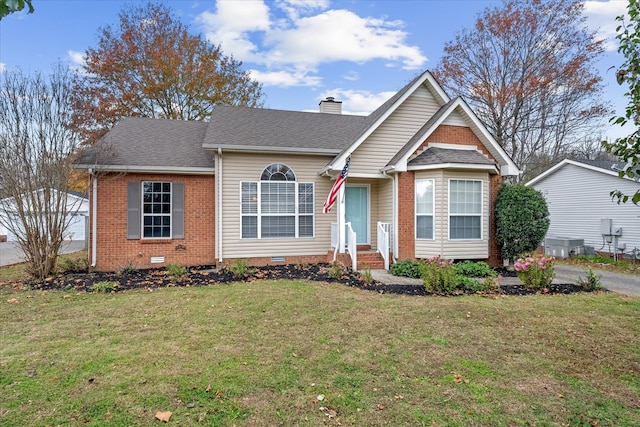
[495,183,550,263]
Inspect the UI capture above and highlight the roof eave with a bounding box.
[204,144,340,155]
[407,163,500,174]
[73,164,215,175]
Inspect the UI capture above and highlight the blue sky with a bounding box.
[0,0,631,139]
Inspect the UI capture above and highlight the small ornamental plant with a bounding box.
[420,256,459,294]
[514,254,555,291]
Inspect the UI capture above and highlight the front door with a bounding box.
[345,185,369,245]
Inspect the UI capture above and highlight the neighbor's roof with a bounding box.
[74,117,213,174]
[202,105,365,154]
[526,158,628,186]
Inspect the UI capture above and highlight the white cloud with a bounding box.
[0,63,5,73]
[67,50,85,66]
[584,0,627,51]
[321,89,396,115]
[248,69,322,87]
[195,0,426,87]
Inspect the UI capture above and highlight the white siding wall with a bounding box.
[350,85,441,175]
[415,170,489,259]
[220,152,335,259]
[530,163,640,255]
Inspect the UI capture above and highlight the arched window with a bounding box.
[260,163,296,181]
[241,164,314,239]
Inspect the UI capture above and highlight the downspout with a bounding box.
[393,172,399,260]
[217,148,223,263]
[89,169,97,268]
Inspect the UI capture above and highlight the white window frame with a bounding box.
[240,163,315,239]
[415,178,434,240]
[141,181,172,239]
[448,179,483,240]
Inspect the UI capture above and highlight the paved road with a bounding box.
[0,241,86,267]
[554,264,640,297]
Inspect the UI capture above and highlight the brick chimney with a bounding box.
[319,96,342,114]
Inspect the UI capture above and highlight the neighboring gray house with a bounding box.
[526,159,640,258]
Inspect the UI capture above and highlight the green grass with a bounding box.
[1,279,639,426]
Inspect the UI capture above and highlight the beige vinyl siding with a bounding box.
[442,106,467,127]
[350,85,441,175]
[220,152,335,259]
[415,170,489,260]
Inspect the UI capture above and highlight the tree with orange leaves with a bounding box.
[434,0,608,181]
[73,2,264,144]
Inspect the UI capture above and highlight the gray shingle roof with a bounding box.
[570,158,621,171]
[203,105,365,153]
[408,146,496,167]
[75,117,213,170]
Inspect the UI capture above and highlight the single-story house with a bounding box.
[0,190,88,242]
[74,70,519,272]
[526,158,640,258]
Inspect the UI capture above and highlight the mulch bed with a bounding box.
[15,263,595,296]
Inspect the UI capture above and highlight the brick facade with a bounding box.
[91,173,215,271]
[397,171,416,261]
[398,124,504,267]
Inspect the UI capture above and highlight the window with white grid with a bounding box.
[449,179,482,240]
[241,164,314,239]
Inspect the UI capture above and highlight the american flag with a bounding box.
[322,157,350,214]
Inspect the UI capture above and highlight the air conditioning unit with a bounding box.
[544,237,585,258]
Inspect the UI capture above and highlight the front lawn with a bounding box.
[1,279,638,426]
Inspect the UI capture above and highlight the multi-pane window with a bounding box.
[415,179,434,239]
[142,181,171,238]
[241,163,314,239]
[449,179,482,239]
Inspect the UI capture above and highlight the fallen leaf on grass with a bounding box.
[155,411,172,422]
[6,298,19,303]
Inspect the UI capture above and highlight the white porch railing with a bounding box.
[377,221,391,270]
[345,222,357,271]
[331,222,357,271]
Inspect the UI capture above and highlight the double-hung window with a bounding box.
[415,179,434,239]
[449,179,482,239]
[241,163,314,239]
[127,180,184,240]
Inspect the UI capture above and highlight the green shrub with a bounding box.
[359,265,374,284]
[119,261,137,275]
[91,281,118,293]
[495,184,550,262]
[57,256,88,273]
[514,254,555,290]
[166,263,187,280]
[390,260,421,278]
[228,259,252,279]
[328,261,346,279]
[420,256,459,294]
[456,276,497,293]
[454,260,496,278]
[577,269,602,291]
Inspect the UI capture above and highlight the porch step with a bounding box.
[355,250,385,270]
[329,250,386,270]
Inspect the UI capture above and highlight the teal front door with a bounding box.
[345,186,369,245]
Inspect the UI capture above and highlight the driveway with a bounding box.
[554,264,640,297]
[0,241,86,267]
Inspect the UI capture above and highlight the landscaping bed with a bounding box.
[9,263,596,296]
